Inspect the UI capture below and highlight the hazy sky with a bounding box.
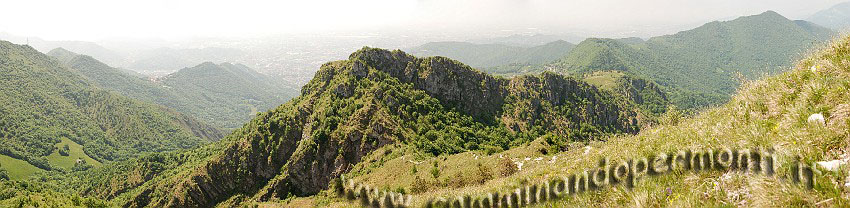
[1,0,846,41]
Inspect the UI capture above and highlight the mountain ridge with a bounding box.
[47,49,295,130]
[101,47,644,207]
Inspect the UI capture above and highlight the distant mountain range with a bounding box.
[467,33,585,47]
[48,48,296,130]
[127,47,246,74]
[0,32,130,68]
[551,11,833,109]
[408,11,834,110]
[407,40,575,73]
[808,1,850,30]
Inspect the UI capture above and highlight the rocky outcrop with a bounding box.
[350,48,508,123]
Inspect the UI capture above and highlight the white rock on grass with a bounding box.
[548,156,558,164]
[407,160,422,165]
[808,113,825,125]
[810,65,818,73]
[816,160,846,171]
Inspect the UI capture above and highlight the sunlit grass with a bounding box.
[46,138,102,170]
[0,154,41,180]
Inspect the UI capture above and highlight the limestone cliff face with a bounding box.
[349,48,508,123]
[124,47,645,207]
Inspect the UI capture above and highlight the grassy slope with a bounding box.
[299,35,850,207]
[582,71,626,91]
[0,155,40,180]
[46,138,102,170]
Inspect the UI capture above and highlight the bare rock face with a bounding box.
[350,48,508,123]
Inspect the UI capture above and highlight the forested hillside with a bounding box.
[156,62,295,129]
[550,11,833,109]
[0,41,222,174]
[48,49,295,130]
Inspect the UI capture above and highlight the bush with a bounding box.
[498,157,517,177]
[430,161,441,179]
[59,144,70,156]
[475,163,493,184]
[72,160,92,172]
[448,171,469,188]
[482,145,503,155]
[410,175,431,194]
[0,167,8,181]
[659,105,684,125]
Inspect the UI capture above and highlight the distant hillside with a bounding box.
[469,33,585,47]
[550,11,834,109]
[0,33,129,68]
[0,41,223,174]
[157,62,295,129]
[407,40,574,71]
[48,49,296,130]
[87,47,644,207]
[808,1,850,30]
[128,47,245,74]
[48,47,143,77]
